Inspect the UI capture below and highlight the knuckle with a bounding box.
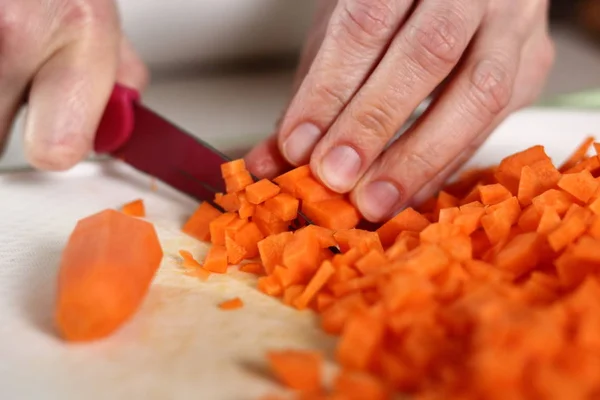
[0,3,31,57]
[61,0,115,30]
[338,0,396,45]
[408,11,467,70]
[405,149,439,177]
[468,57,514,116]
[351,98,398,146]
[311,82,349,110]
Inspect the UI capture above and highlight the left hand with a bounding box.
[245,0,555,222]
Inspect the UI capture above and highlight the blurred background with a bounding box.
[2,0,600,168]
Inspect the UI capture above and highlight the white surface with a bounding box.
[1,109,600,399]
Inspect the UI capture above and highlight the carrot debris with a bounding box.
[121,199,145,217]
[267,350,323,392]
[218,297,244,310]
[238,262,264,275]
[55,209,163,342]
[178,249,202,268]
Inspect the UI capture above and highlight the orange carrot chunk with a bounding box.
[295,176,342,202]
[264,193,300,221]
[245,179,281,205]
[55,209,163,342]
[221,159,247,178]
[273,165,312,196]
[557,170,599,203]
[182,202,222,242]
[479,183,512,205]
[179,249,202,269]
[238,262,264,275]
[258,231,294,274]
[237,193,255,219]
[225,171,254,193]
[267,350,323,392]
[559,136,595,172]
[294,261,336,310]
[203,245,228,273]
[214,192,241,212]
[121,199,145,217]
[209,212,238,246]
[333,371,391,400]
[376,207,430,247]
[302,199,361,230]
[233,222,264,259]
[218,297,244,310]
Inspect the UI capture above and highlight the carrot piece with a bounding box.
[283,284,306,306]
[355,249,388,275]
[296,176,342,202]
[221,159,247,178]
[434,191,459,216]
[258,232,294,274]
[253,204,289,236]
[589,197,600,216]
[225,234,247,265]
[182,202,222,242]
[209,212,238,246]
[557,170,599,203]
[238,262,264,275]
[547,206,591,252]
[518,205,542,232]
[121,199,145,217]
[203,245,228,273]
[267,350,323,392]
[479,183,512,205]
[218,297,244,310]
[273,165,312,196]
[179,249,202,268]
[294,261,336,310]
[494,232,543,277]
[331,274,379,297]
[495,145,550,194]
[302,199,361,230]
[183,266,211,281]
[531,189,575,217]
[316,292,335,312]
[245,179,281,205]
[257,275,283,297]
[559,136,595,172]
[232,222,264,259]
[438,207,460,224]
[332,247,363,268]
[225,170,254,193]
[337,312,385,370]
[334,229,384,254]
[333,370,390,400]
[564,156,600,174]
[237,193,255,219]
[454,206,486,235]
[376,207,430,247]
[299,225,337,248]
[264,193,299,221]
[328,265,360,292]
[537,208,561,235]
[283,230,321,279]
[273,265,301,288]
[321,293,368,334]
[460,183,483,205]
[55,209,163,342]
[214,192,241,212]
[517,165,542,207]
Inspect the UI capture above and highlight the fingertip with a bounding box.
[24,133,90,171]
[244,135,291,179]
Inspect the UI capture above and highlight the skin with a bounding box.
[245,0,555,222]
[4,0,553,224]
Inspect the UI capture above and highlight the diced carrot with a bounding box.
[264,193,299,221]
[209,212,238,246]
[564,156,600,174]
[232,222,264,259]
[321,293,368,334]
[283,230,321,279]
[435,191,459,215]
[257,275,283,297]
[55,209,163,342]
[225,234,247,265]
[334,229,383,254]
[246,179,281,205]
[273,165,312,196]
[537,208,561,235]
[495,145,550,194]
[438,207,460,224]
[547,206,591,252]
[225,170,254,193]
[559,136,595,172]
[293,261,335,310]
[300,225,337,248]
[301,199,361,230]
[218,297,244,310]
[531,189,575,217]
[254,204,289,236]
[479,183,512,205]
[258,231,294,274]
[182,202,222,242]
[337,312,385,370]
[121,199,145,217]
[238,262,264,275]
[221,159,247,178]
[296,176,342,202]
[214,192,241,212]
[267,350,323,392]
[273,265,301,288]
[376,208,430,247]
[557,170,599,203]
[355,249,388,275]
[494,232,543,277]
[517,165,542,207]
[203,245,228,273]
[518,205,542,232]
[589,197,600,216]
[333,370,390,400]
[332,247,363,268]
[283,284,306,306]
[237,193,255,219]
[316,292,335,312]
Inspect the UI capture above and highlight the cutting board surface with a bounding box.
[1,109,599,399]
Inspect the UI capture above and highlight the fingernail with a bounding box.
[282,123,321,165]
[319,145,361,192]
[358,181,401,221]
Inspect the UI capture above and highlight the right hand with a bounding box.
[0,0,148,170]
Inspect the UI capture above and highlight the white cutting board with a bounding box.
[0,108,599,399]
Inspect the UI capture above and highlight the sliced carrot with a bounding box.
[283,230,321,279]
[225,234,247,265]
[232,222,264,259]
[182,201,222,242]
[557,170,599,203]
[209,212,238,246]
[178,249,202,268]
[55,209,163,342]
[121,199,145,217]
[376,207,431,248]
[258,231,294,274]
[332,247,363,268]
[479,183,512,205]
[273,165,312,196]
[214,192,241,212]
[354,249,388,275]
[300,225,337,248]
[438,207,460,224]
[302,199,361,230]
[434,191,459,215]
[245,179,281,205]
[333,371,390,400]
[238,262,264,275]
[559,136,595,172]
[237,192,255,219]
[537,207,561,235]
[218,297,244,310]
[283,284,306,306]
[494,232,543,277]
[254,204,289,236]
[547,206,591,252]
[518,205,542,232]
[316,292,335,312]
[264,193,299,221]
[336,311,385,370]
[531,188,575,217]
[334,229,383,254]
[321,292,368,334]
[564,156,600,174]
[296,176,342,202]
[203,245,228,273]
[257,275,283,297]
[294,261,335,310]
[495,145,550,194]
[221,159,247,178]
[225,170,254,193]
[267,350,323,392]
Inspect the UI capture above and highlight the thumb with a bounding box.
[116,36,149,92]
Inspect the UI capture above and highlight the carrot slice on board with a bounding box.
[238,262,264,275]
[245,179,281,205]
[178,249,202,269]
[218,297,244,310]
[55,209,163,342]
[121,199,145,217]
[267,350,323,392]
[182,202,222,242]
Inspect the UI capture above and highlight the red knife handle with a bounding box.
[93,84,140,153]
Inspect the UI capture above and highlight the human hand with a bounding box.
[245,0,555,222]
[0,0,148,170]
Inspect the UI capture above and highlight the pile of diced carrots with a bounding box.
[180,137,600,399]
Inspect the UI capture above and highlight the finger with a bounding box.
[24,2,120,171]
[310,0,488,193]
[116,36,149,92]
[351,2,534,222]
[244,135,289,179]
[277,0,415,166]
